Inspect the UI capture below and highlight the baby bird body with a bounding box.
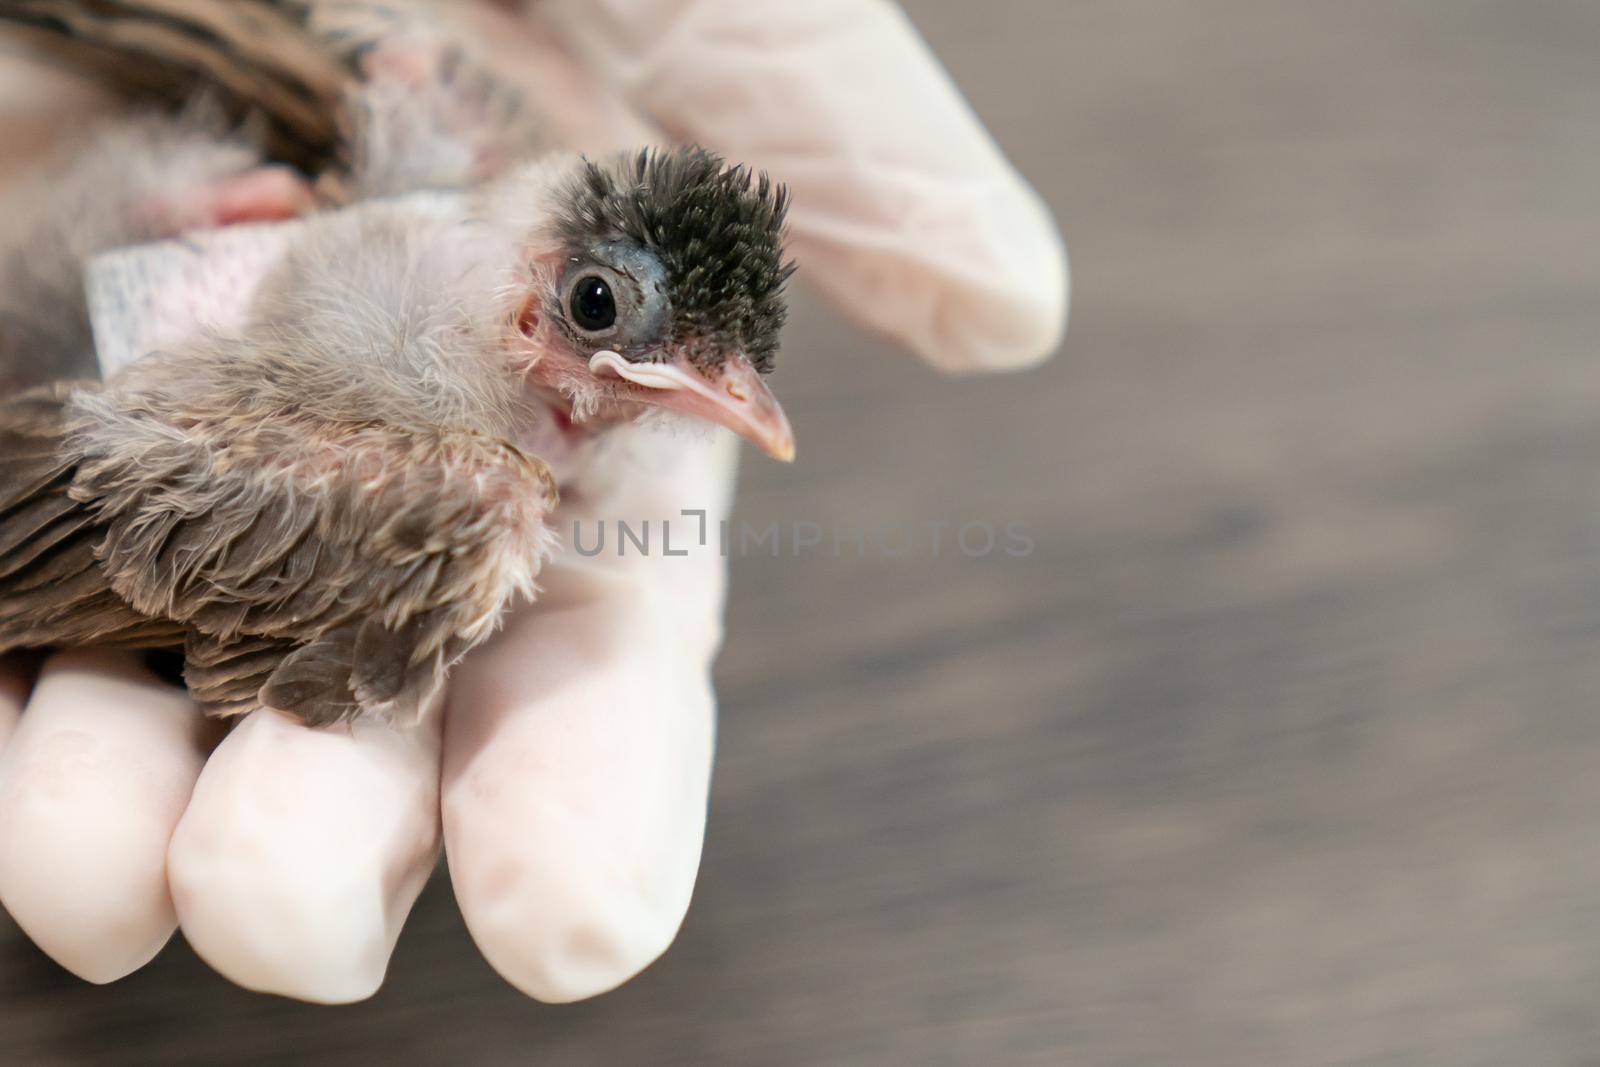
[0,144,794,725]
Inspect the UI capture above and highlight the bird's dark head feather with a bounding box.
[555,146,795,372]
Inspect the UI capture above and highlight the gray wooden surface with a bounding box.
[8,1,1600,1063]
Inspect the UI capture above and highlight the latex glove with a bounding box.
[0,0,1066,1002]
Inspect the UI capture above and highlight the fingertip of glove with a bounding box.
[918,169,1072,373]
[463,876,685,1004]
[0,795,177,985]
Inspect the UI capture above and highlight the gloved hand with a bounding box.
[0,0,1066,1003]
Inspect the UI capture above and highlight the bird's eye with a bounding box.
[569,275,617,332]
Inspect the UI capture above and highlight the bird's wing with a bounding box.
[69,404,558,725]
[0,1,546,198]
[0,0,352,173]
[181,631,297,717]
[0,382,186,651]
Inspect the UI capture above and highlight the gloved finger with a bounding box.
[534,0,1068,372]
[166,706,442,1003]
[0,654,29,751]
[0,649,212,983]
[443,431,736,1002]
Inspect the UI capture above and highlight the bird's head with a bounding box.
[506,146,796,461]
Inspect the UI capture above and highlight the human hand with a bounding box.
[0,0,1066,1002]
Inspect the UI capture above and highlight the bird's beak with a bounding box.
[588,349,796,462]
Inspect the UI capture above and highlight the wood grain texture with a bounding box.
[8,0,1600,1062]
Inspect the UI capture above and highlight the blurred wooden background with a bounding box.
[9,1,1600,1062]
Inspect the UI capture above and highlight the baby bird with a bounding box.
[0,137,795,725]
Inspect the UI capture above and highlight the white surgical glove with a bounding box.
[0,0,1065,1002]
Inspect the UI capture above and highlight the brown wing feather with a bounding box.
[0,0,353,173]
[70,405,556,724]
[0,383,185,653]
[183,631,293,716]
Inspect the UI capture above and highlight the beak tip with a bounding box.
[761,420,796,463]
[600,348,797,464]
